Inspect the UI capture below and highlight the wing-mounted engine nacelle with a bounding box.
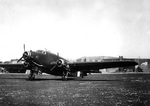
[57,59,67,67]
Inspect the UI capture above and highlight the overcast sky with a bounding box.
[0,0,150,61]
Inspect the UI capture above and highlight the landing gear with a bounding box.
[61,64,70,80]
[28,73,35,80]
[62,71,69,80]
[62,75,66,80]
[28,69,35,80]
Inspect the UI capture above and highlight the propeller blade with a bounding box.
[17,44,26,63]
[50,64,57,72]
[18,65,24,72]
[23,44,25,52]
[17,56,23,63]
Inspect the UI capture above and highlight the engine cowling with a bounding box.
[57,59,66,67]
[55,59,70,80]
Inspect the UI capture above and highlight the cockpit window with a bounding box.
[36,50,46,54]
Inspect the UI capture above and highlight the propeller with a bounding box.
[50,59,64,72]
[17,57,23,63]
[50,64,57,72]
[17,44,27,63]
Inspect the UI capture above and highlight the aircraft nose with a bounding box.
[23,52,28,58]
[23,51,31,60]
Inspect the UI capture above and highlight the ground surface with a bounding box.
[0,73,150,106]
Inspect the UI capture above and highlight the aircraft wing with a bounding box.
[0,63,26,73]
[0,61,138,73]
[68,61,138,72]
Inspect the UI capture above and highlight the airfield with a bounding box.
[0,73,150,106]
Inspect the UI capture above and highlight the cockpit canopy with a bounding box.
[36,50,47,54]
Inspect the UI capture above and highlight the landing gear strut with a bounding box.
[62,71,69,80]
[28,70,35,80]
[28,74,35,80]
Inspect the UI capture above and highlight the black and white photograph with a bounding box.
[0,0,150,105]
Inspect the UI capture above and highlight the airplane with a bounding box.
[0,45,138,80]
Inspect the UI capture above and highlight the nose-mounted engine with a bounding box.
[18,51,39,80]
[23,52,29,60]
[17,51,32,68]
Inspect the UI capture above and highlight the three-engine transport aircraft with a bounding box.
[0,47,138,80]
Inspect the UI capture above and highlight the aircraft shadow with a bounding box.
[1,77,125,81]
[26,78,123,81]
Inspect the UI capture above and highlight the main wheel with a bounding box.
[28,74,35,80]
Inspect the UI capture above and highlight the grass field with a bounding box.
[0,73,150,106]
